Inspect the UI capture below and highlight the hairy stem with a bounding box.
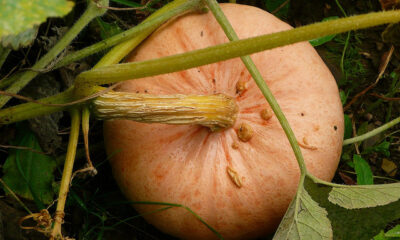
[56,0,204,69]
[2,9,400,125]
[0,46,11,70]
[204,0,307,174]
[93,91,237,131]
[0,0,109,108]
[0,87,75,125]
[343,116,400,146]
[50,108,80,240]
[76,9,400,86]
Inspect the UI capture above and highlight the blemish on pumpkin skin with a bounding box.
[232,141,239,149]
[298,136,318,150]
[226,166,242,188]
[260,108,273,120]
[236,80,247,94]
[237,123,254,142]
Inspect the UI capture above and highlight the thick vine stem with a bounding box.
[76,9,400,86]
[92,91,238,131]
[204,0,307,174]
[343,116,400,146]
[50,109,80,240]
[1,9,400,125]
[55,0,204,70]
[0,0,109,108]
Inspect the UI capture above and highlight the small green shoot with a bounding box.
[353,154,374,185]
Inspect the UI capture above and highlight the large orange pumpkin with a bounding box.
[104,3,344,239]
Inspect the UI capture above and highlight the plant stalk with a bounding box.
[50,108,80,240]
[56,0,204,69]
[0,46,11,70]
[93,91,237,131]
[75,9,400,86]
[2,9,400,125]
[0,0,109,108]
[343,116,400,146]
[204,0,307,174]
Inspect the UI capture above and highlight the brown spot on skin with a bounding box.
[298,137,317,150]
[260,108,273,120]
[232,141,239,149]
[313,125,320,131]
[237,123,254,142]
[226,166,242,188]
[301,113,305,116]
[200,31,203,37]
[334,125,338,131]
[236,80,247,94]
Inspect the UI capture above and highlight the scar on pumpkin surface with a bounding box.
[226,166,242,188]
[237,123,254,142]
[298,136,318,150]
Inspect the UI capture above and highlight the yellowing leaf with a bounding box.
[273,185,333,240]
[328,183,400,209]
[0,0,74,39]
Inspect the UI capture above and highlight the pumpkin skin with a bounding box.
[104,3,344,240]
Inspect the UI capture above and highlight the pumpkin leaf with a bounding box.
[0,0,74,40]
[353,154,374,185]
[328,183,400,209]
[386,225,400,237]
[2,123,57,208]
[273,182,333,240]
[1,26,39,50]
[304,176,400,240]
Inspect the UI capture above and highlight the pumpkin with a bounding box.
[104,3,344,239]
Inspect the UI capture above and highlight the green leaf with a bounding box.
[364,141,391,157]
[264,0,290,18]
[353,154,374,185]
[0,0,74,39]
[1,27,38,50]
[374,231,389,240]
[305,175,400,240]
[309,17,339,46]
[343,114,352,139]
[95,18,123,40]
[273,183,333,240]
[386,225,400,238]
[328,183,400,209]
[2,124,57,208]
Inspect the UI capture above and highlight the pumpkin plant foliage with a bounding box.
[2,123,56,208]
[0,0,74,42]
[273,175,400,240]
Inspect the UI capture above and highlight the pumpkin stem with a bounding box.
[92,91,238,131]
[93,91,238,131]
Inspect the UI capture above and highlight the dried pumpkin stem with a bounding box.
[50,109,80,240]
[92,91,238,131]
